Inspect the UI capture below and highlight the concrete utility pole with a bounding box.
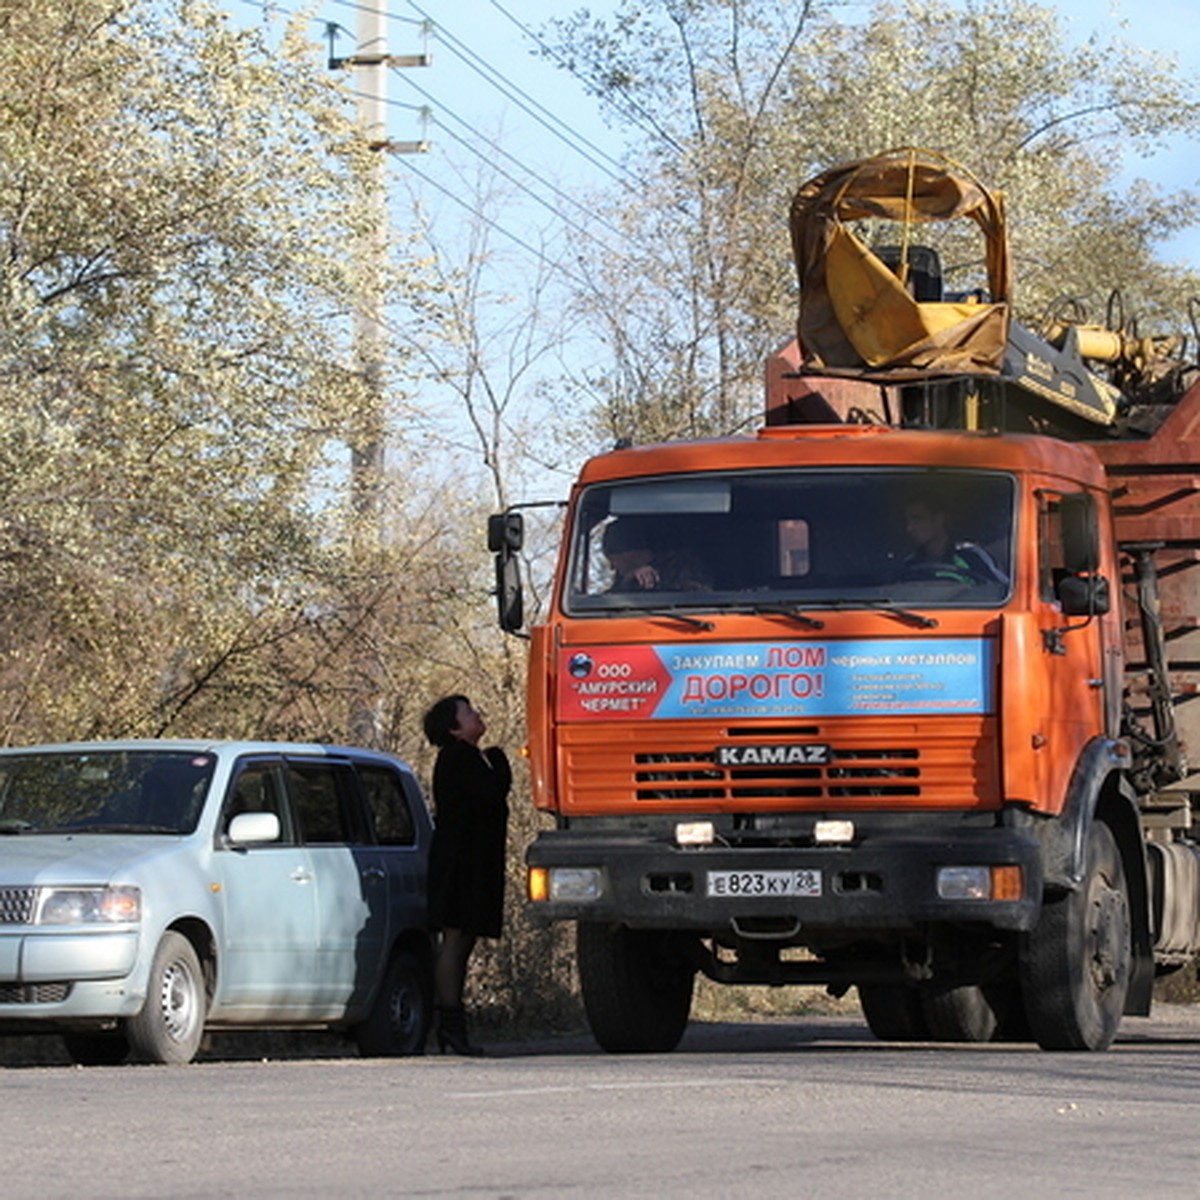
[330,4,429,746]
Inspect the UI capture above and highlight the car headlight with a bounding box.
[34,886,141,925]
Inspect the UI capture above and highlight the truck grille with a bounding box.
[0,888,37,925]
[560,718,998,811]
[0,983,70,1004]
[634,746,920,800]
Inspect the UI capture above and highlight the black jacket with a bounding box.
[427,739,511,937]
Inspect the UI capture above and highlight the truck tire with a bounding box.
[577,923,694,1053]
[921,984,1000,1042]
[1021,820,1130,1051]
[858,984,929,1041]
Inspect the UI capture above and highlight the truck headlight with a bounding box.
[936,866,1022,901]
[35,886,141,925]
[528,867,604,903]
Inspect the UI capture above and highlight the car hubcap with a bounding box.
[161,960,197,1042]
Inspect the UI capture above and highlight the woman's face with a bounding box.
[452,699,486,745]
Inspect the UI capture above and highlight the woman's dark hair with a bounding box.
[423,694,470,747]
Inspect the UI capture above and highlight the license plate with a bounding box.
[706,869,822,898]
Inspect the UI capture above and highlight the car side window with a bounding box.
[357,765,417,846]
[287,761,364,845]
[222,762,294,844]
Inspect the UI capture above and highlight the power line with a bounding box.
[404,1,639,187]
[486,0,686,156]
[389,68,629,245]
[392,155,596,294]
[343,78,628,260]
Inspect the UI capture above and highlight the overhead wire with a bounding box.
[388,67,629,245]
[387,156,595,294]
[486,0,686,156]
[242,0,647,289]
[403,1,638,189]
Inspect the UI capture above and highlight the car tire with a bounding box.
[126,931,207,1065]
[355,950,431,1057]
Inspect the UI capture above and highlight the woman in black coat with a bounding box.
[423,693,511,1055]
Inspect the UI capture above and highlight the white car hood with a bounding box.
[0,834,182,886]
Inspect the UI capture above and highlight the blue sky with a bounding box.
[220,1,1200,490]
[345,0,1200,268]
[232,1,1199,267]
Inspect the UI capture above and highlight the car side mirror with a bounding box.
[227,811,280,845]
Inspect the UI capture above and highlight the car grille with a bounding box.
[560,718,999,811]
[0,888,37,925]
[0,983,71,1004]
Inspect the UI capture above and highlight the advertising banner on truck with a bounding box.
[558,639,993,721]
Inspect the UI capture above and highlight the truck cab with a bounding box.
[513,424,1144,1052]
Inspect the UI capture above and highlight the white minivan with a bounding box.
[0,741,433,1064]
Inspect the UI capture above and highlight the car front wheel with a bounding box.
[126,931,207,1064]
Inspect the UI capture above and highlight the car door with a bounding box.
[285,757,388,1011]
[212,757,321,1015]
[357,762,428,943]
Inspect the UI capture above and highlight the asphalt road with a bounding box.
[6,1008,1200,1198]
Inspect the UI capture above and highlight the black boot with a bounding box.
[436,1004,484,1056]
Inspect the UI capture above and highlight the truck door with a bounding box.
[1034,488,1108,802]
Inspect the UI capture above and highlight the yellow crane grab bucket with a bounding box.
[790,148,1011,374]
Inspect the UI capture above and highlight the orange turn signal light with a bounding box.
[528,867,550,903]
[991,865,1023,901]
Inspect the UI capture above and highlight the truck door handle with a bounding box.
[289,867,314,884]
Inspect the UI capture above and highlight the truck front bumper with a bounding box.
[526,825,1043,934]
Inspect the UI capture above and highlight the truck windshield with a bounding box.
[565,468,1015,613]
[0,750,216,835]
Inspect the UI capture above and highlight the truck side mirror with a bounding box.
[1060,493,1099,574]
[1058,573,1110,617]
[488,512,524,553]
[488,511,525,633]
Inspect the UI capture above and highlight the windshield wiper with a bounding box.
[821,599,939,629]
[748,604,826,630]
[639,607,716,631]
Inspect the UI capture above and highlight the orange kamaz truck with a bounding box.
[491,150,1200,1052]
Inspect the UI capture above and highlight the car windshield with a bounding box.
[565,467,1015,614]
[0,750,216,835]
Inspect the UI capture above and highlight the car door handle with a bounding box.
[362,866,387,882]
[289,867,314,884]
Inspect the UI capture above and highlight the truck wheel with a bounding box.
[355,950,431,1057]
[858,984,929,1041]
[61,1032,131,1066]
[921,985,1000,1042]
[126,931,207,1065]
[1021,820,1130,1051]
[577,923,694,1053]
